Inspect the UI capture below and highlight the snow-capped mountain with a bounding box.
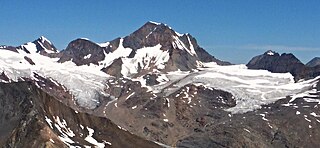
[58,22,230,78]
[247,50,320,81]
[17,36,59,55]
[0,22,320,148]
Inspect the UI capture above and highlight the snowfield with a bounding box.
[0,46,319,113]
[150,63,319,113]
[0,49,111,109]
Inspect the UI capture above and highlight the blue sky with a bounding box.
[0,0,319,64]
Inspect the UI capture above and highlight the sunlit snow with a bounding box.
[0,50,111,109]
[150,63,319,113]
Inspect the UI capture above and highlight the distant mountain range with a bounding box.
[0,22,319,148]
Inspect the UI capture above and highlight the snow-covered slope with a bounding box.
[18,36,58,55]
[0,49,111,109]
[0,46,318,113]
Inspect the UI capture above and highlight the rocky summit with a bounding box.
[307,57,320,67]
[0,22,320,148]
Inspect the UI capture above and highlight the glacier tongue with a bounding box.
[0,50,111,109]
[149,63,319,113]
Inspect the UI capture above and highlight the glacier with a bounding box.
[0,45,318,113]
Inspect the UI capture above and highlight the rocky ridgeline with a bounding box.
[0,22,319,148]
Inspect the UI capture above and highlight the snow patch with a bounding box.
[125,92,135,100]
[21,42,38,54]
[266,50,275,56]
[187,35,197,56]
[121,44,170,77]
[98,42,110,47]
[84,127,105,148]
[84,54,91,59]
[45,116,53,128]
[132,105,137,109]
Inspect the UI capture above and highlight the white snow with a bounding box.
[117,125,127,131]
[243,128,251,133]
[54,116,75,137]
[156,74,170,85]
[148,21,161,25]
[98,42,110,47]
[266,50,275,56]
[52,116,77,146]
[296,111,301,115]
[147,63,319,113]
[99,38,132,67]
[21,42,38,54]
[84,127,105,148]
[131,105,137,109]
[0,38,319,116]
[80,38,90,40]
[166,98,170,107]
[187,35,197,56]
[40,36,52,45]
[259,114,268,121]
[121,44,170,76]
[84,54,91,59]
[146,27,157,38]
[310,112,320,117]
[305,118,312,122]
[45,116,53,128]
[0,50,112,109]
[125,92,135,100]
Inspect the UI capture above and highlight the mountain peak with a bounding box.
[264,50,278,56]
[38,36,52,45]
[147,21,162,25]
[306,57,320,67]
[16,36,58,55]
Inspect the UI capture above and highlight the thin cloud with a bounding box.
[205,44,320,51]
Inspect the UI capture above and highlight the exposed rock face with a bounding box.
[247,50,304,74]
[247,50,320,81]
[58,39,110,65]
[176,90,320,148]
[122,22,230,71]
[0,82,160,148]
[307,57,320,67]
[0,72,10,82]
[57,22,230,77]
[101,58,123,78]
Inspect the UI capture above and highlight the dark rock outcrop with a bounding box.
[122,22,230,71]
[247,50,304,74]
[58,39,110,65]
[24,56,35,65]
[0,72,10,82]
[307,57,320,67]
[0,46,18,53]
[247,50,320,81]
[101,58,123,78]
